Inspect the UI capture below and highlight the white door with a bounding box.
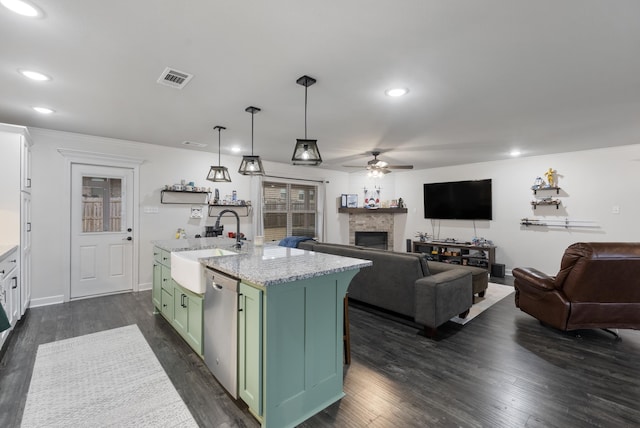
[71,164,134,299]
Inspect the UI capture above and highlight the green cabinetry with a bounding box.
[152,258,162,309]
[173,286,203,354]
[239,270,359,428]
[152,246,203,356]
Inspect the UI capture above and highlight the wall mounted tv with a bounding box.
[423,179,492,220]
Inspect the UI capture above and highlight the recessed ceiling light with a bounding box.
[19,69,51,81]
[33,106,54,114]
[1,0,43,17]
[231,146,241,153]
[385,88,409,97]
[510,150,521,157]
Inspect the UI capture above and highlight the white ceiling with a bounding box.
[2,0,640,172]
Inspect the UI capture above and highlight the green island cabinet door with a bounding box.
[152,262,162,310]
[152,247,163,310]
[238,282,263,418]
[161,288,174,320]
[238,270,357,428]
[172,285,203,355]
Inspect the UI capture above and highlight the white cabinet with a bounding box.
[0,123,32,319]
[0,246,19,349]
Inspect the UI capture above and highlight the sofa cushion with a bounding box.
[426,261,488,296]
[308,243,428,317]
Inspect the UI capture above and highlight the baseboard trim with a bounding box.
[138,282,152,292]
[29,295,64,308]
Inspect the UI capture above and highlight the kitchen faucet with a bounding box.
[214,209,242,249]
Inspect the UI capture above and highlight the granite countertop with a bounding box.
[0,244,19,261]
[153,238,371,287]
[153,237,243,252]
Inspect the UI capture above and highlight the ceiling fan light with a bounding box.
[292,139,322,166]
[367,168,385,178]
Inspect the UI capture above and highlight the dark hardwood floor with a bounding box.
[1,283,639,427]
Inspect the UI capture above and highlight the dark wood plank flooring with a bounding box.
[1,284,639,428]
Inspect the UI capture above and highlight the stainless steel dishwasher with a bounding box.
[203,266,239,398]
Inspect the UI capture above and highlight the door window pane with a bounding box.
[82,176,123,232]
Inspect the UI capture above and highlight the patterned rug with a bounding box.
[450,282,515,325]
[21,325,198,427]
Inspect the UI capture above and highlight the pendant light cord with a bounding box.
[251,112,254,155]
[217,128,221,166]
[304,85,308,139]
[214,125,226,166]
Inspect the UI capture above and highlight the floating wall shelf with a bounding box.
[520,218,599,228]
[338,208,407,214]
[531,200,561,209]
[161,190,210,204]
[532,186,561,195]
[208,204,251,217]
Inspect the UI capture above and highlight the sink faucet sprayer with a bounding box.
[214,209,242,249]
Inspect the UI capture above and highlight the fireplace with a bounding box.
[355,231,388,250]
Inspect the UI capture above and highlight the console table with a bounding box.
[412,241,496,272]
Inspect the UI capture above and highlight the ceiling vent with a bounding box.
[157,67,194,89]
[182,141,206,148]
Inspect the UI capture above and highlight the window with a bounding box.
[81,176,123,232]
[263,181,318,241]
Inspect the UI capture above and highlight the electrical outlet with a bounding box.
[611,205,620,214]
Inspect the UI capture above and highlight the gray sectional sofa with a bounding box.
[296,241,474,337]
[426,261,489,298]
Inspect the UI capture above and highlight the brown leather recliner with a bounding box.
[513,242,640,331]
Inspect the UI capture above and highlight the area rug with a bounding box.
[21,325,198,428]
[450,282,515,325]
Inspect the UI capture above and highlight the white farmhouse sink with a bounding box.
[171,248,236,294]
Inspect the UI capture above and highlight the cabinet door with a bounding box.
[9,274,19,324]
[161,265,173,292]
[20,249,30,316]
[238,282,263,416]
[173,289,188,333]
[172,288,203,355]
[152,262,162,310]
[161,289,174,319]
[153,246,162,264]
[0,278,11,348]
[185,294,202,355]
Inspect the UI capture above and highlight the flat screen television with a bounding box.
[423,179,492,220]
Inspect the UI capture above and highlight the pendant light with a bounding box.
[206,125,232,182]
[238,106,265,175]
[291,75,322,166]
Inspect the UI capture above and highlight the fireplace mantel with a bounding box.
[338,208,407,214]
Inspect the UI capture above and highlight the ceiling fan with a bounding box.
[343,151,414,174]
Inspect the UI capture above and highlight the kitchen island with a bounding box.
[152,238,371,428]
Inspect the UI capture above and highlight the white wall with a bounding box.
[27,125,640,303]
[393,144,640,275]
[29,128,348,303]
